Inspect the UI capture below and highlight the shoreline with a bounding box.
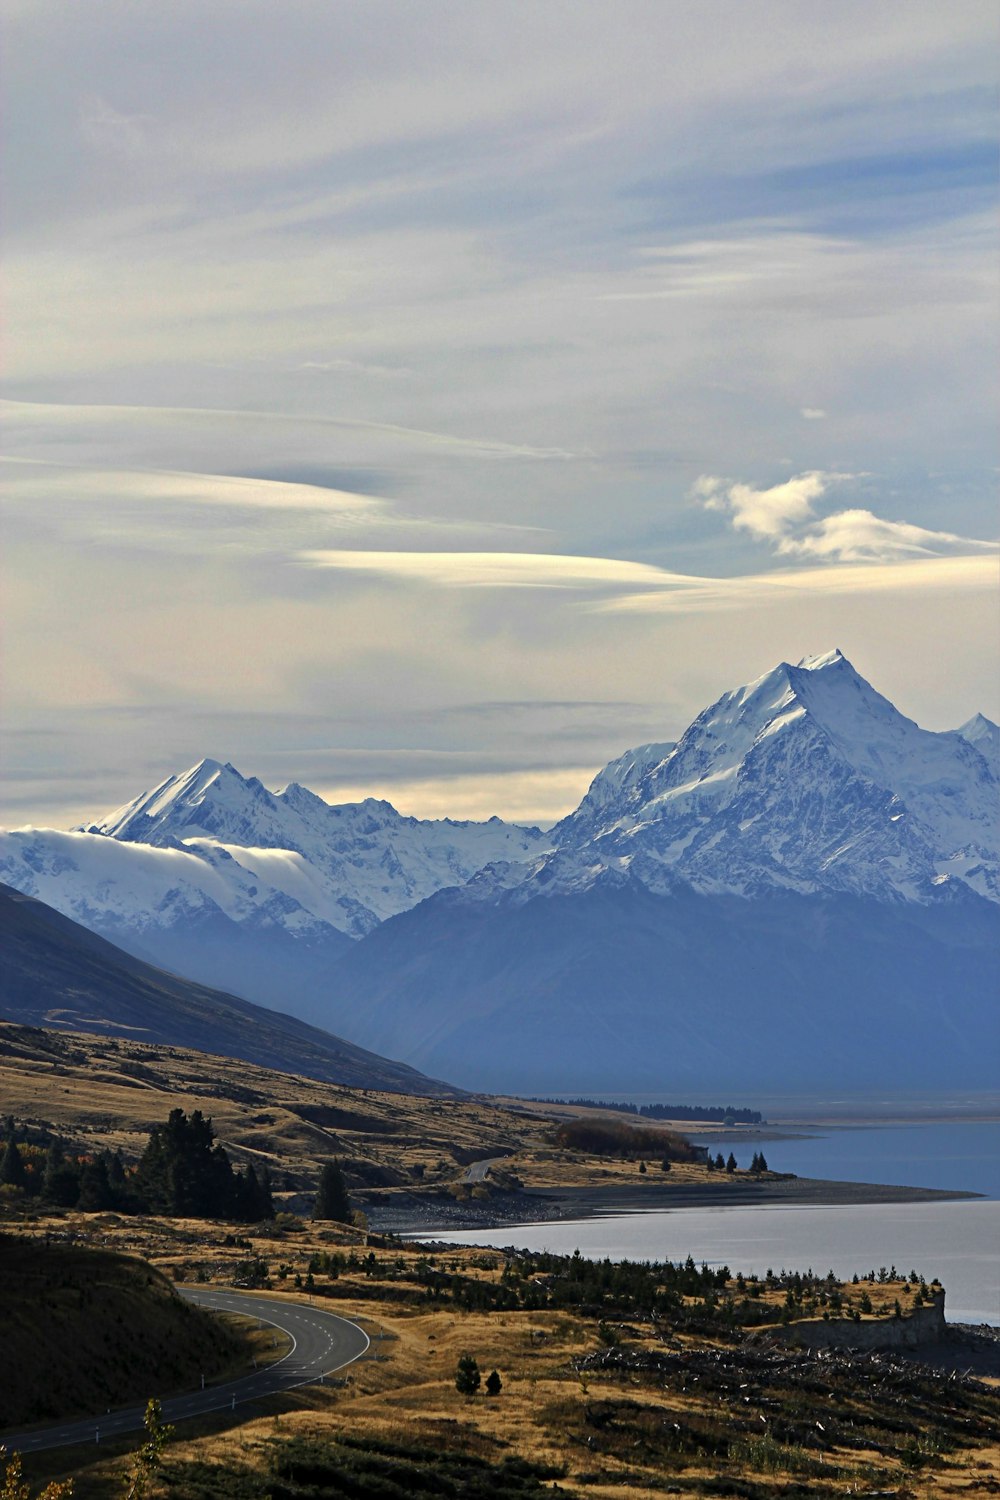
[367,1173,982,1239]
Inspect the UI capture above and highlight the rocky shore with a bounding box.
[365,1173,979,1239]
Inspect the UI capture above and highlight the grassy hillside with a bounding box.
[13,1217,999,1500]
[0,1022,751,1226]
[0,882,455,1095]
[0,1235,243,1427]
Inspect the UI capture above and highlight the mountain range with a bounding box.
[2,649,997,1094]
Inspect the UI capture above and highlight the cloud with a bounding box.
[777,508,998,562]
[696,470,997,562]
[695,471,837,540]
[1,457,385,518]
[0,399,578,464]
[299,543,999,613]
[801,407,827,420]
[599,553,999,614]
[299,550,674,590]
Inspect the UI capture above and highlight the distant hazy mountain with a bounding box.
[1,650,996,1095]
[0,760,546,1008]
[959,712,1000,773]
[0,882,455,1094]
[314,880,999,1094]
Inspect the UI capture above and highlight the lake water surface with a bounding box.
[692,1120,1000,1200]
[424,1121,1000,1325]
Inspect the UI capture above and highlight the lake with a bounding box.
[419,1120,1000,1325]
[688,1120,1000,1200]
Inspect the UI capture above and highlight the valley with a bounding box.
[2,652,997,1497]
[3,652,996,1096]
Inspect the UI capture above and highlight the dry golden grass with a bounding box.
[10,1211,997,1500]
[6,1027,998,1499]
[0,1023,737,1216]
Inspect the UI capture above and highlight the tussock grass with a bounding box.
[0,1234,242,1428]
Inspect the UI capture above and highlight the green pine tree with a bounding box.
[455,1353,481,1397]
[313,1162,351,1223]
[0,1139,27,1191]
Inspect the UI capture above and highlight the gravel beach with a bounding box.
[366,1173,979,1239]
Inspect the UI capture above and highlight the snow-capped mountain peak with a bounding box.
[552,740,677,843]
[958,713,1000,772]
[90,757,264,844]
[2,651,995,1039]
[69,757,550,940]
[509,650,999,907]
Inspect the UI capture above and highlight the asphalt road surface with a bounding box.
[0,1286,370,1456]
[460,1156,506,1185]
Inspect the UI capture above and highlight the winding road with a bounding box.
[460,1155,506,1185]
[0,1287,370,1457]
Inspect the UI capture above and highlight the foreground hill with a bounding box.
[0,1234,242,1427]
[0,884,455,1095]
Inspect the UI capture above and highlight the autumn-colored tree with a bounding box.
[122,1399,173,1499]
[0,1447,73,1499]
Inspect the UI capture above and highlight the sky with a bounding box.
[3,0,998,827]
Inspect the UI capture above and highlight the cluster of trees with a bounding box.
[0,1111,274,1222]
[135,1109,274,1221]
[703,1150,767,1173]
[455,1353,501,1398]
[1,1118,137,1213]
[553,1117,699,1161]
[402,1247,734,1322]
[539,1098,763,1124]
[1,1113,355,1227]
[705,1151,738,1173]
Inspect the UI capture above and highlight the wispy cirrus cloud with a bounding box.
[599,553,999,614]
[696,470,997,562]
[1,456,385,518]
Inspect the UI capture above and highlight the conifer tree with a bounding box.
[455,1353,481,1397]
[313,1161,351,1223]
[42,1140,80,1207]
[0,1140,27,1191]
[77,1154,113,1211]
